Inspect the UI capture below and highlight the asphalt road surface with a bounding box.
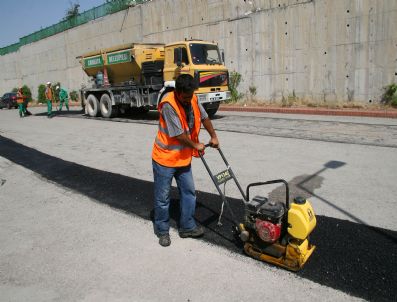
[0,107,396,301]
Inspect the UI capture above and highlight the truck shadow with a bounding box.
[79,111,160,122]
[31,109,227,122]
[0,135,395,301]
[43,110,226,122]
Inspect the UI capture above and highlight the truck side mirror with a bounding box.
[175,48,182,67]
[221,50,225,64]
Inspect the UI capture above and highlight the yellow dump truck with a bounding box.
[78,39,230,118]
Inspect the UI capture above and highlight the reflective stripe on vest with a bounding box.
[158,124,191,136]
[154,137,187,151]
[158,124,169,136]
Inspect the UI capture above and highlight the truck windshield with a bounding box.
[189,43,221,65]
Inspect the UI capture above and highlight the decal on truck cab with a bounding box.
[199,71,228,87]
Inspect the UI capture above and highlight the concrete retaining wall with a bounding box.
[1,0,396,103]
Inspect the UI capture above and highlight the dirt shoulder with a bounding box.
[220,104,397,118]
[26,101,397,118]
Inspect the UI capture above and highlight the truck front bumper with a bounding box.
[197,91,231,104]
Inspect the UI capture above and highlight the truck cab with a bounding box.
[162,40,230,116]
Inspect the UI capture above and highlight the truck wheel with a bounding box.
[204,102,220,118]
[86,94,99,117]
[100,94,118,118]
[138,106,150,114]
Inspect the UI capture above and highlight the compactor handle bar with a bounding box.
[200,145,289,207]
[199,144,247,202]
[246,179,290,209]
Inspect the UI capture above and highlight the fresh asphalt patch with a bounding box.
[0,135,396,301]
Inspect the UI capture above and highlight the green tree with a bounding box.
[69,90,79,101]
[21,85,32,102]
[64,2,80,20]
[38,84,46,103]
[382,83,397,108]
[229,71,243,103]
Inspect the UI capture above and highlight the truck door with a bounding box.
[163,45,190,82]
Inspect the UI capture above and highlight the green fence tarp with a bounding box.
[0,42,21,56]
[0,0,149,56]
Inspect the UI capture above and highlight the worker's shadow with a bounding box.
[0,135,395,301]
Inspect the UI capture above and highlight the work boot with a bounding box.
[158,234,171,247]
[179,226,204,238]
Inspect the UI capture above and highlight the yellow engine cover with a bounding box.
[287,199,316,239]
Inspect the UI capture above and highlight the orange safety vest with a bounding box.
[152,92,201,167]
[45,87,53,101]
[16,91,24,104]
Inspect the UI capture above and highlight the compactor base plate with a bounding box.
[244,241,316,271]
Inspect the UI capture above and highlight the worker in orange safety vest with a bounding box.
[45,82,54,118]
[152,74,219,247]
[16,88,26,118]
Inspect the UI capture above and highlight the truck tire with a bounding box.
[100,94,118,118]
[204,102,220,118]
[86,94,99,117]
[139,106,150,114]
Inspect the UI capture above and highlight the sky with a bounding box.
[0,0,106,48]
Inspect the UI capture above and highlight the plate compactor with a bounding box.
[200,146,316,271]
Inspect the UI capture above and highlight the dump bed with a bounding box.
[79,43,165,85]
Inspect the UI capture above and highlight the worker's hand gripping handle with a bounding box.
[198,144,247,228]
[200,143,213,153]
[198,143,213,158]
